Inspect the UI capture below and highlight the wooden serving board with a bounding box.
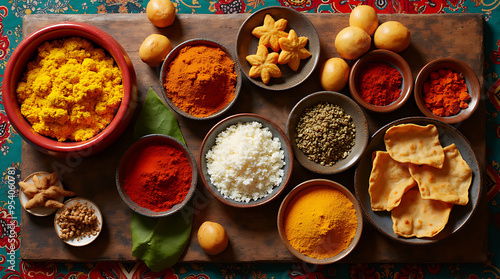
[21,13,486,263]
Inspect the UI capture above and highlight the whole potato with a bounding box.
[349,5,378,36]
[374,21,411,53]
[320,57,350,92]
[197,221,228,255]
[146,0,176,28]
[139,34,172,67]
[335,26,371,60]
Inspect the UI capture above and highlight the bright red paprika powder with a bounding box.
[358,62,402,106]
[123,142,192,212]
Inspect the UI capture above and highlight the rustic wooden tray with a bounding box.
[20,13,486,263]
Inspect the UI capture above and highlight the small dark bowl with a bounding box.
[3,21,138,158]
[160,38,242,120]
[414,58,480,124]
[236,6,320,90]
[199,113,293,208]
[286,91,369,175]
[277,179,363,264]
[116,134,197,217]
[349,49,413,113]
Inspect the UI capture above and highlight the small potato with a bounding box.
[374,21,411,53]
[335,26,371,60]
[139,34,172,67]
[146,0,176,28]
[197,221,228,255]
[349,5,378,36]
[320,57,350,92]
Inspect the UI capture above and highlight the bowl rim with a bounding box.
[3,21,137,157]
[160,38,242,120]
[286,91,369,174]
[115,134,198,217]
[277,178,363,264]
[349,49,413,113]
[235,6,320,91]
[414,57,480,124]
[198,113,293,208]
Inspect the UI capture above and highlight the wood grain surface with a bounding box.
[20,13,486,263]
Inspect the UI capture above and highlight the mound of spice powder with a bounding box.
[358,62,402,106]
[423,69,471,117]
[284,185,358,259]
[163,44,237,118]
[122,142,192,212]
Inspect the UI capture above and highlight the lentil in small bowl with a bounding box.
[160,38,242,120]
[199,113,293,208]
[349,49,413,113]
[414,58,480,124]
[286,91,369,175]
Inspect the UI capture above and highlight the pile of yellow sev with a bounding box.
[284,185,358,259]
[16,36,123,142]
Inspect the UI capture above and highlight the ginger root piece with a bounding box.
[19,181,39,199]
[21,172,75,210]
[44,186,75,199]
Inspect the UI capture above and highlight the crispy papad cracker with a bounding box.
[408,143,472,205]
[391,189,453,238]
[384,124,445,168]
[369,151,417,211]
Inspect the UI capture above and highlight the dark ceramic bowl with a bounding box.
[414,58,480,124]
[286,91,369,175]
[3,21,138,158]
[199,113,293,208]
[349,49,413,113]
[354,117,482,245]
[236,6,320,90]
[116,134,198,218]
[160,38,242,120]
[277,179,363,264]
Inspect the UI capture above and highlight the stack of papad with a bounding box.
[368,123,472,238]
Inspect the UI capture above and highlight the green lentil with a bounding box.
[295,102,356,166]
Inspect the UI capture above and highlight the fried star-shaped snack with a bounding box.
[278,29,312,71]
[251,14,289,52]
[246,45,282,84]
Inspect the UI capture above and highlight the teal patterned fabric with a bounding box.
[2,0,500,278]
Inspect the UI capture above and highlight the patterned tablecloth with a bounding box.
[2,0,500,278]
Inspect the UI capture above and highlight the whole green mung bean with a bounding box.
[295,102,356,166]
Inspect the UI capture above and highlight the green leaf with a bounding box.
[133,88,185,144]
[130,88,192,272]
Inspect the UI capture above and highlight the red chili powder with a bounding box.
[358,62,403,106]
[123,142,192,212]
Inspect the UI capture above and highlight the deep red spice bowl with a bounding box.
[3,21,138,158]
[349,49,413,113]
[414,58,480,124]
[116,134,198,218]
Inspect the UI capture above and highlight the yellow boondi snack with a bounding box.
[369,151,417,211]
[16,36,123,142]
[384,124,445,168]
[391,189,453,238]
[409,143,472,205]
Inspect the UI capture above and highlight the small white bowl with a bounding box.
[54,197,103,247]
[20,171,65,217]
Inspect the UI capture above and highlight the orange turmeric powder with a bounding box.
[163,45,237,117]
[423,69,471,117]
[284,185,358,259]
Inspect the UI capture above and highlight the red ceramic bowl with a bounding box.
[3,22,138,158]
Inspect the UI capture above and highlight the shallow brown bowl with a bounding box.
[236,6,320,90]
[286,91,369,175]
[116,134,197,217]
[3,21,138,158]
[414,58,480,124]
[199,113,293,208]
[277,179,363,264]
[160,38,242,120]
[349,49,413,113]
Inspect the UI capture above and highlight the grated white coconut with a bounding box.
[206,121,285,203]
